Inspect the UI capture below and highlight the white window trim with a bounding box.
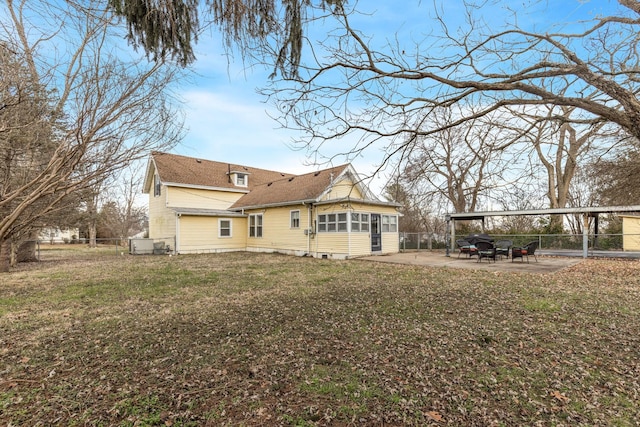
[249,213,263,238]
[234,173,248,187]
[351,212,370,232]
[218,219,232,238]
[290,210,300,229]
[318,212,348,233]
[382,215,398,233]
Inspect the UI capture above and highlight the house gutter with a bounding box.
[230,199,318,212]
[231,198,401,212]
[313,198,402,208]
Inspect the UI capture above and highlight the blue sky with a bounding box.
[172,0,621,194]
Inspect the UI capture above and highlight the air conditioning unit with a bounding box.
[129,238,154,255]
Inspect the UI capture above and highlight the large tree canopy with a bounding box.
[107,0,344,75]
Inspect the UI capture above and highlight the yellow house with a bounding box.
[142,152,401,259]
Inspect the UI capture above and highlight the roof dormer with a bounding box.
[229,170,250,187]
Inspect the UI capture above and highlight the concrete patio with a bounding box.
[360,250,584,274]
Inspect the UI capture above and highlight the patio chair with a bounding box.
[475,240,497,263]
[512,241,539,263]
[495,240,513,260]
[456,239,477,258]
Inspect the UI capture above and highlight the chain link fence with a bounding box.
[400,231,638,256]
[30,237,176,261]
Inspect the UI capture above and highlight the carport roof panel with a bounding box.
[448,205,640,219]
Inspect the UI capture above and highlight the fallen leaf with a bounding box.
[426,410,443,422]
[551,390,570,403]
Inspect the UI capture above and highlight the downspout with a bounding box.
[313,205,319,257]
[347,207,352,258]
[304,202,311,255]
[175,213,181,254]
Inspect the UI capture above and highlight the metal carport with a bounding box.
[445,205,640,258]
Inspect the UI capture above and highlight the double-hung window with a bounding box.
[290,210,300,228]
[249,214,263,237]
[219,219,232,237]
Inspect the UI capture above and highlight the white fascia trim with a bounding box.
[142,157,158,194]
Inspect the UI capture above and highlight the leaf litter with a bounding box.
[1,251,640,425]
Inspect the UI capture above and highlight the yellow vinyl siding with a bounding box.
[382,233,400,254]
[178,216,247,253]
[378,206,400,255]
[348,202,398,216]
[246,206,310,254]
[148,186,176,240]
[167,187,244,210]
[622,216,640,251]
[314,233,350,257]
[346,233,370,257]
[321,178,363,201]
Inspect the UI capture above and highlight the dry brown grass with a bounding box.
[1,250,640,426]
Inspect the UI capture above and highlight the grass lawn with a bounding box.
[1,250,639,426]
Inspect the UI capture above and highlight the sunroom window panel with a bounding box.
[351,213,360,232]
[361,214,369,232]
[338,213,348,232]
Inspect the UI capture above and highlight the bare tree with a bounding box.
[385,178,447,245]
[397,106,516,214]
[511,103,616,229]
[590,139,640,206]
[96,167,147,243]
[0,0,182,271]
[262,1,640,177]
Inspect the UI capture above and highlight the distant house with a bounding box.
[39,227,79,244]
[142,152,401,259]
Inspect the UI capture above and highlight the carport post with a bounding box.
[583,214,589,258]
[445,214,452,257]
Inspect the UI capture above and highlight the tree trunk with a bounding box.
[17,240,38,263]
[0,238,10,273]
[548,214,565,234]
[89,221,97,248]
